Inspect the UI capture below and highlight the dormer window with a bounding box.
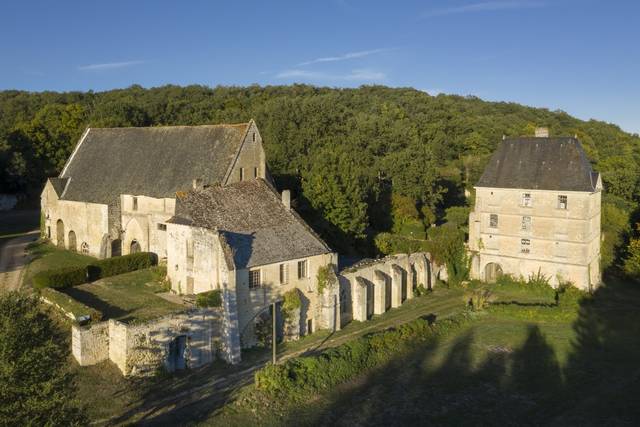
[558,195,568,210]
[521,193,532,207]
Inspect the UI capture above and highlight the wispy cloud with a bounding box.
[78,60,145,71]
[423,1,543,18]
[276,68,386,82]
[297,49,389,66]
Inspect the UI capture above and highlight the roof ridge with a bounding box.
[88,123,250,130]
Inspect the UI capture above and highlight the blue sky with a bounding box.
[1,0,638,133]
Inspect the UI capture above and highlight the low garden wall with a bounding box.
[71,307,240,376]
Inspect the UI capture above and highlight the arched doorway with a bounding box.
[401,268,408,303]
[366,280,375,320]
[130,239,141,254]
[68,231,77,252]
[56,220,65,248]
[384,275,392,311]
[111,239,122,257]
[485,263,503,283]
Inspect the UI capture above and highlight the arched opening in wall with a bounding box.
[426,259,432,290]
[384,275,392,311]
[485,263,503,284]
[80,242,89,254]
[68,231,77,252]
[366,280,375,320]
[130,239,141,254]
[167,335,187,372]
[56,220,64,248]
[111,239,122,257]
[410,264,418,291]
[401,268,408,303]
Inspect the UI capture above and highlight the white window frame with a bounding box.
[297,260,308,279]
[279,263,288,284]
[521,193,532,207]
[558,195,568,210]
[249,269,261,289]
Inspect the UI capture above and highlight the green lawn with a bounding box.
[208,276,640,426]
[63,268,181,323]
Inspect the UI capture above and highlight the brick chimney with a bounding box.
[535,127,549,138]
[281,190,291,210]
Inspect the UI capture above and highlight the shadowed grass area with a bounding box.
[63,268,180,323]
[206,275,640,426]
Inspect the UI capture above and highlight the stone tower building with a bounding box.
[468,128,602,290]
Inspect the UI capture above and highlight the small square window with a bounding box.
[297,260,308,279]
[132,196,138,211]
[558,195,568,210]
[249,269,261,289]
[521,193,532,207]
[521,216,531,231]
[279,263,288,284]
[489,214,498,228]
[157,223,167,231]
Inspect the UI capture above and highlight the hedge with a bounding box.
[32,266,87,289]
[195,290,222,308]
[254,312,473,398]
[87,252,157,281]
[40,287,103,322]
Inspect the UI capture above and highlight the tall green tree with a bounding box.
[0,293,85,426]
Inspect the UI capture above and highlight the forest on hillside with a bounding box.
[1,84,639,267]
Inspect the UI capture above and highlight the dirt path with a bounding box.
[0,231,39,292]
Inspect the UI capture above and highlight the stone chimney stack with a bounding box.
[535,127,550,138]
[281,190,291,210]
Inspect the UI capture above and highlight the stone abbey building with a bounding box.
[468,128,602,290]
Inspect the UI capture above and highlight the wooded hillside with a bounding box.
[1,85,638,256]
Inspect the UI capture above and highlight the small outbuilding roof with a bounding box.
[58,123,250,204]
[168,179,332,269]
[476,136,600,192]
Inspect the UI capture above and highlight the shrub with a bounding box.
[282,289,301,319]
[87,252,157,281]
[464,287,493,311]
[195,290,222,308]
[316,264,337,294]
[32,266,87,289]
[254,312,472,397]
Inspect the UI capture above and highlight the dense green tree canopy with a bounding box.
[1,84,638,255]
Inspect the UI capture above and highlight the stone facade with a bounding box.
[339,253,436,326]
[71,307,237,376]
[469,187,601,289]
[41,120,266,260]
[468,132,602,290]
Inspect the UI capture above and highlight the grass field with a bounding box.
[207,275,640,427]
[64,268,181,323]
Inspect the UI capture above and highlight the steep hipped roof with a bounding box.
[476,137,599,192]
[59,123,250,204]
[169,179,332,269]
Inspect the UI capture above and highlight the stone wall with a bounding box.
[41,180,109,258]
[72,307,239,376]
[339,253,436,326]
[225,121,266,184]
[120,194,176,259]
[468,187,602,289]
[72,321,109,366]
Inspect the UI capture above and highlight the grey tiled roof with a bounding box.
[169,179,332,269]
[477,137,599,192]
[59,124,249,204]
[48,177,69,197]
